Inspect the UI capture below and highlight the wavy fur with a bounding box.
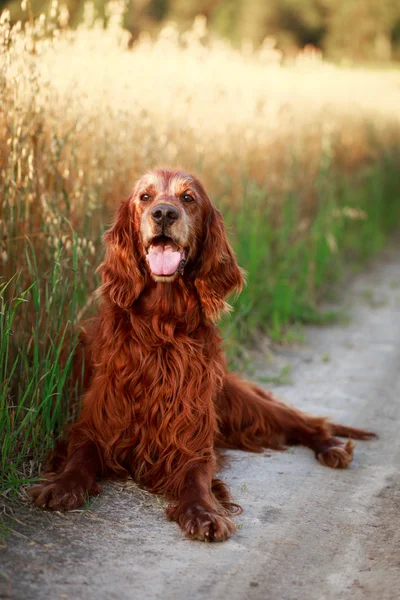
[29,169,375,542]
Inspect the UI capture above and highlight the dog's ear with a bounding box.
[194,206,244,322]
[98,198,145,308]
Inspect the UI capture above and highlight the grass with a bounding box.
[256,365,293,386]
[1,7,400,495]
[222,153,400,357]
[0,243,84,494]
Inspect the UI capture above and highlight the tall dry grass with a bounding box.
[1,3,400,493]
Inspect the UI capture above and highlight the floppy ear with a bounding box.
[98,198,145,309]
[194,206,244,322]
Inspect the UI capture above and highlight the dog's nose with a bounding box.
[151,203,179,226]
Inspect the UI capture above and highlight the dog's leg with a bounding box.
[166,460,240,542]
[28,438,102,510]
[216,373,375,468]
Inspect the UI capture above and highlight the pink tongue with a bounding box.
[147,245,182,276]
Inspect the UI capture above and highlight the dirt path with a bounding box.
[1,251,400,600]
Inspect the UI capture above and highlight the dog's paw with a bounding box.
[317,439,355,469]
[170,504,236,542]
[28,471,101,511]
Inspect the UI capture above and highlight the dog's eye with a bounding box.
[140,194,151,202]
[182,193,194,203]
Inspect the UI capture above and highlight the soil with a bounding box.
[1,250,400,600]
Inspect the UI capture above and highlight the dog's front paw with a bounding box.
[28,470,101,511]
[171,504,236,542]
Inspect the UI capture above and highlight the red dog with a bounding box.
[30,169,374,541]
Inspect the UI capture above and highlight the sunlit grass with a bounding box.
[1,4,400,494]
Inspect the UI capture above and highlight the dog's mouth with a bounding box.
[146,235,187,278]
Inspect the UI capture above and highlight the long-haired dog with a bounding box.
[29,169,375,541]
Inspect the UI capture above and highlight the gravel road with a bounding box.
[1,250,400,600]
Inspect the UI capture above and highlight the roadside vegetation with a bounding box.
[1,5,400,494]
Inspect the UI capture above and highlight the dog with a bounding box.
[29,169,375,541]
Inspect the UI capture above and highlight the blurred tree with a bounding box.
[392,17,400,60]
[209,0,238,42]
[167,0,223,28]
[235,0,273,46]
[323,0,400,61]
[123,0,159,39]
[278,0,327,47]
[3,0,400,62]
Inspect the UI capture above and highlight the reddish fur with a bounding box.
[29,169,376,542]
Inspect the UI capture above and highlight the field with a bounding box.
[1,6,400,495]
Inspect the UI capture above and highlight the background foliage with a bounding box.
[1,5,400,494]
[3,0,400,62]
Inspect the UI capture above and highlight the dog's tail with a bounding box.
[330,423,377,440]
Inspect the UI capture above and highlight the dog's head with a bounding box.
[99,169,244,320]
[134,169,205,283]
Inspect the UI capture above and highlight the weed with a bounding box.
[1,10,400,493]
[360,289,388,309]
[257,365,293,386]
